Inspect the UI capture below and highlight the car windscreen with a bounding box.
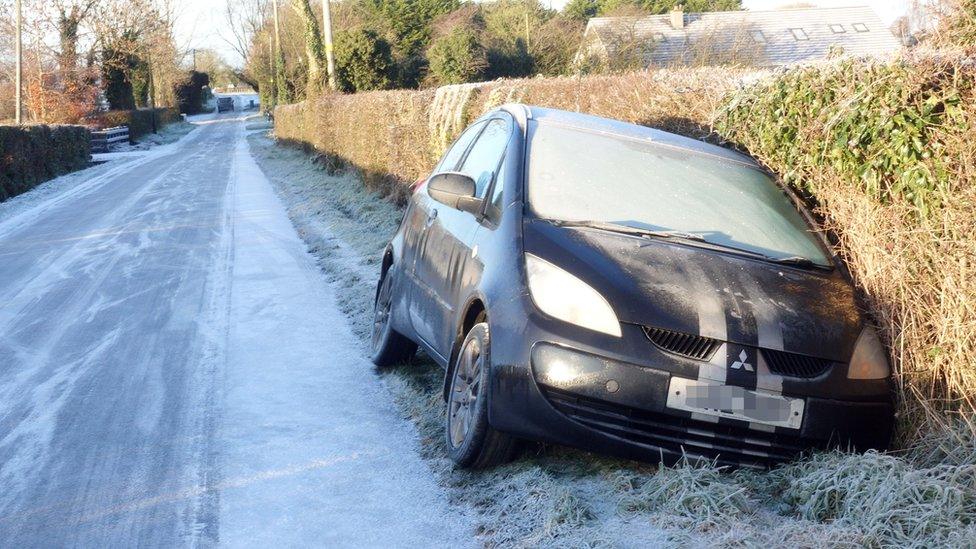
[525,122,831,266]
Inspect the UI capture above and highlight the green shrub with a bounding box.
[334,29,395,93]
[427,29,487,85]
[563,0,599,21]
[716,58,968,214]
[0,125,91,202]
[174,71,211,115]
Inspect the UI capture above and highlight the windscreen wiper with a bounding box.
[766,255,833,271]
[548,219,832,271]
[548,220,707,242]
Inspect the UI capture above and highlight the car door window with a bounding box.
[459,118,511,198]
[437,121,485,173]
[485,159,507,222]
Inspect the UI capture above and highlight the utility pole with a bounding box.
[192,48,197,71]
[272,0,286,104]
[15,0,23,124]
[148,52,157,134]
[272,0,281,55]
[267,37,275,109]
[321,0,336,90]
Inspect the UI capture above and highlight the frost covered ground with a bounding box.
[0,115,473,546]
[248,130,976,548]
[0,111,970,547]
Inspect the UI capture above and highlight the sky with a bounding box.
[174,0,910,69]
[174,1,241,67]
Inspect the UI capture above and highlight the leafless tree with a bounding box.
[92,0,185,108]
[222,0,269,89]
[223,0,269,65]
[53,0,100,82]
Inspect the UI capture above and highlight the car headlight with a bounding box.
[847,326,890,379]
[525,253,621,337]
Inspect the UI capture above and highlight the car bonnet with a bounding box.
[522,219,863,363]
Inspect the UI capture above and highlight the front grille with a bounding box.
[542,385,812,467]
[642,326,721,361]
[762,349,833,378]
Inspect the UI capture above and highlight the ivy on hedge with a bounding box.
[716,58,969,216]
[0,125,91,202]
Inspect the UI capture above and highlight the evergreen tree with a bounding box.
[334,29,394,92]
[428,28,487,85]
[563,0,599,21]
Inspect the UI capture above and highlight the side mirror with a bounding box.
[427,172,483,215]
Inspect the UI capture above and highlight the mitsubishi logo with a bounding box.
[730,350,754,372]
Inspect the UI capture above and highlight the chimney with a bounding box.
[670,5,684,29]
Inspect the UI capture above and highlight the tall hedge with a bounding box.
[90,107,182,140]
[716,54,976,439]
[274,66,747,201]
[0,124,91,202]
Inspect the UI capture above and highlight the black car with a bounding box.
[217,97,234,113]
[371,104,894,469]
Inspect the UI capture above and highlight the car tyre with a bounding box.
[371,268,417,367]
[446,321,519,468]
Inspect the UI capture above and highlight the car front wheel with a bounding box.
[446,321,518,468]
[371,269,417,367]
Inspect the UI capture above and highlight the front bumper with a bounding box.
[487,316,894,468]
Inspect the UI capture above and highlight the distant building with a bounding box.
[578,6,903,69]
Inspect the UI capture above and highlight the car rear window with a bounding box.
[526,122,830,266]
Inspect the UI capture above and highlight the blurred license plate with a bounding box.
[667,378,804,429]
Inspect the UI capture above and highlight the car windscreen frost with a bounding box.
[526,123,830,266]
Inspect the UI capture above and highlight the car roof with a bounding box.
[490,103,759,168]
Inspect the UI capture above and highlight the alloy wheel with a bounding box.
[449,336,483,449]
[372,275,393,352]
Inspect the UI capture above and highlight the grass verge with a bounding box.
[133,121,196,147]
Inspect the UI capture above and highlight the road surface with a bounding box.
[0,115,472,547]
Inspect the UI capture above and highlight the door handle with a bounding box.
[426,209,438,227]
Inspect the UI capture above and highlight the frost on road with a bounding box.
[0,117,473,547]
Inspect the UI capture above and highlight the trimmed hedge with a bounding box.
[0,124,91,202]
[90,107,182,140]
[274,67,749,202]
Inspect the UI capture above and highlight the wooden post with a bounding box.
[267,36,275,107]
[148,52,157,134]
[272,0,282,55]
[15,0,23,124]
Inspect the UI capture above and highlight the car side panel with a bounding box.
[411,198,480,358]
[441,116,527,389]
[383,199,422,344]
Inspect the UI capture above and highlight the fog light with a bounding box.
[532,344,608,389]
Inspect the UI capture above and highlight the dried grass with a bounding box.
[762,451,976,547]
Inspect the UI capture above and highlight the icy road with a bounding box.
[0,116,473,547]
